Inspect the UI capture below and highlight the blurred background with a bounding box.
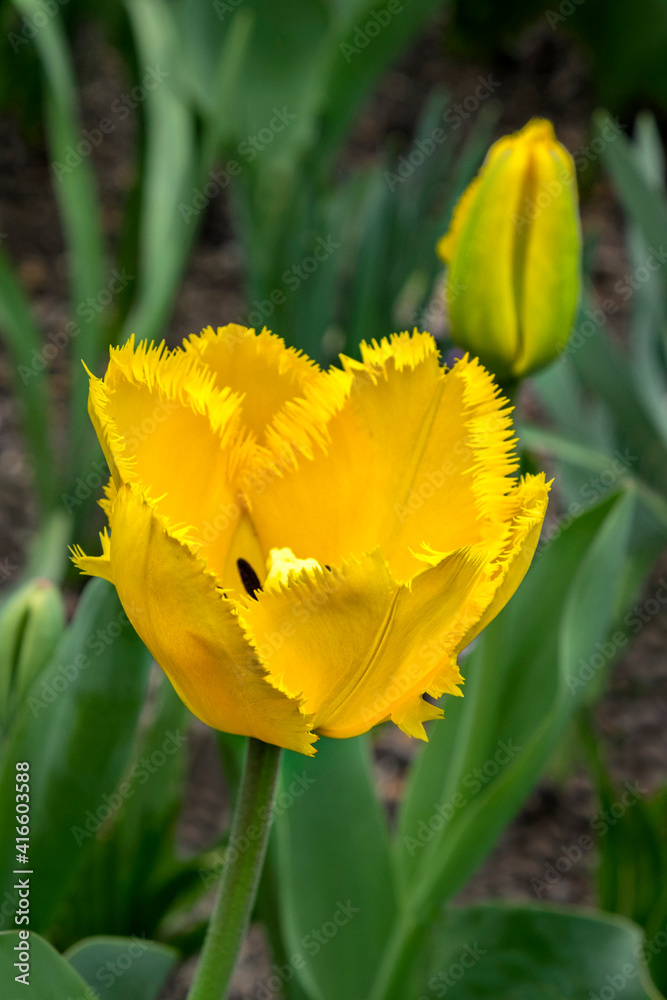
[1,0,667,996]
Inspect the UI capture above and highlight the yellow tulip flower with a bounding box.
[438,118,581,380]
[72,326,549,754]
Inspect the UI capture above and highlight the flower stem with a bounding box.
[187,738,282,1000]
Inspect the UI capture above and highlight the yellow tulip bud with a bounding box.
[437,118,581,380]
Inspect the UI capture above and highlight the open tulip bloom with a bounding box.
[73,325,548,753]
[73,324,548,1000]
[75,326,547,754]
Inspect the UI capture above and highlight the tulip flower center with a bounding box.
[236,548,322,601]
[264,548,322,590]
[236,558,262,599]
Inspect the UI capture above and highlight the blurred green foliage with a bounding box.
[1,2,667,998]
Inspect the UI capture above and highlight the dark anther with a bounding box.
[237,558,262,599]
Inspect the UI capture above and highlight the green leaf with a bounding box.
[51,674,196,949]
[596,109,667,254]
[397,491,635,906]
[0,931,92,998]
[65,935,178,1000]
[10,0,107,485]
[623,118,667,450]
[172,0,253,142]
[181,0,328,160]
[563,301,667,496]
[597,781,665,930]
[529,357,616,506]
[627,229,667,449]
[371,492,644,1000]
[633,111,665,192]
[0,578,65,731]
[0,580,151,932]
[275,735,396,1000]
[414,904,665,1000]
[558,486,635,683]
[520,423,625,475]
[0,250,57,511]
[120,0,199,347]
[519,424,667,533]
[579,728,667,994]
[317,0,448,165]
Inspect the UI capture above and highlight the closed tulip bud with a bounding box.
[437,118,581,381]
[0,578,66,723]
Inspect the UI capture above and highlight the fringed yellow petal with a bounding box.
[98,477,117,518]
[455,472,551,652]
[390,695,445,741]
[105,335,246,446]
[249,335,520,582]
[183,324,353,486]
[108,483,316,755]
[87,336,256,584]
[86,364,124,487]
[70,528,113,583]
[77,325,549,749]
[183,325,321,442]
[356,329,440,370]
[454,355,518,530]
[238,546,488,742]
[257,366,351,472]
